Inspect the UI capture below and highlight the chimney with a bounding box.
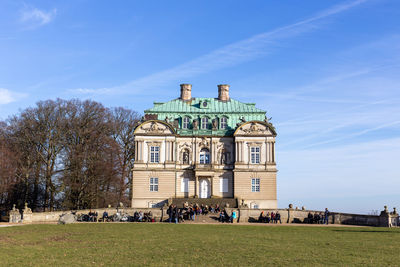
[180,84,192,101]
[218,84,230,101]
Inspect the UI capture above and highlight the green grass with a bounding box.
[0,224,399,266]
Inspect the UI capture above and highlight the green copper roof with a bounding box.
[145,98,266,114]
[144,97,267,136]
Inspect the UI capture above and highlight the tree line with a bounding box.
[0,99,141,212]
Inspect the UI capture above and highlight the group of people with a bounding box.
[306,208,330,224]
[97,210,154,222]
[258,211,282,223]
[166,203,234,223]
[218,209,237,223]
[88,210,98,222]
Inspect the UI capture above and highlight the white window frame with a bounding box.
[250,147,260,164]
[201,117,209,129]
[251,178,260,192]
[220,117,228,129]
[199,149,210,164]
[150,146,160,163]
[220,178,228,193]
[182,117,190,129]
[150,177,158,192]
[181,178,189,193]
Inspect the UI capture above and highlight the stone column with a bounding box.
[210,177,214,198]
[240,142,244,162]
[195,177,199,198]
[137,141,142,162]
[134,141,138,161]
[172,141,175,161]
[272,141,275,163]
[165,141,168,162]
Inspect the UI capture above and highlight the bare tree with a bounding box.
[110,107,140,206]
[0,98,140,211]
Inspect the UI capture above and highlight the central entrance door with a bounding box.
[199,179,210,198]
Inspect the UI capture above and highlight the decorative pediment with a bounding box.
[234,121,276,136]
[134,120,175,135]
[178,142,192,152]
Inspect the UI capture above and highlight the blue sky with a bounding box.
[1,0,399,214]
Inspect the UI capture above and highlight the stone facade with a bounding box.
[132,84,277,209]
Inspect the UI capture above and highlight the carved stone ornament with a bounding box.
[241,122,268,135]
[141,122,166,134]
[24,202,32,213]
[193,119,198,130]
[198,137,209,148]
[179,142,192,151]
[212,119,218,130]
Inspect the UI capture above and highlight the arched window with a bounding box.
[199,148,210,164]
[201,117,209,129]
[182,117,190,129]
[220,117,228,129]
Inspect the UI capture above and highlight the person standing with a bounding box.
[173,206,179,224]
[167,205,173,223]
[275,211,282,224]
[324,208,329,225]
[231,210,237,223]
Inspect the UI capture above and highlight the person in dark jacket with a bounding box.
[167,205,173,223]
[324,208,329,225]
[173,206,179,224]
[102,211,109,222]
[275,211,282,224]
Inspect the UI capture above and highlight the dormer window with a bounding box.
[182,117,190,129]
[220,117,228,129]
[201,117,209,129]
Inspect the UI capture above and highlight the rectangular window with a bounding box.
[220,178,228,193]
[220,117,227,129]
[150,146,160,163]
[201,117,208,129]
[182,117,190,129]
[181,178,189,193]
[251,178,260,192]
[250,147,260,164]
[199,153,210,164]
[150,177,158,192]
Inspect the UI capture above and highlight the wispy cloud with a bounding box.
[20,6,57,29]
[0,88,27,105]
[70,0,367,96]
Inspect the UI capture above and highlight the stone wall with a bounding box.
[237,205,399,227]
[10,204,399,227]
[11,207,164,224]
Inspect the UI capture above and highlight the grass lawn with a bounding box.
[0,223,399,266]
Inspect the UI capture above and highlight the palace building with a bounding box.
[132,84,277,209]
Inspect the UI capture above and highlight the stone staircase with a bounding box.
[171,198,238,209]
[183,212,221,224]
